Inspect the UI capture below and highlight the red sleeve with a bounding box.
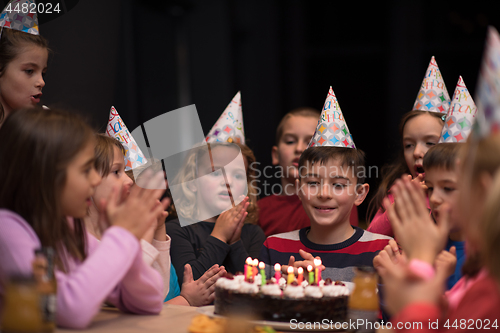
[391,303,440,333]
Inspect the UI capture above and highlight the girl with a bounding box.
[86,134,225,306]
[166,142,266,287]
[0,107,168,329]
[374,133,500,332]
[367,110,444,236]
[0,28,48,125]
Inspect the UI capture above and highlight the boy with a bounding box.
[423,142,465,289]
[258,107,358,237]
[259,88,390,282]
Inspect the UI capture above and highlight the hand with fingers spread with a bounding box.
[434,246,457,279]
[374,239,407,276]
[104,171,168,240]
[384,176,450,264]
[281,249,325,275]
[179,264,226,306]
[211,197,249,244]
[408,173,427,191]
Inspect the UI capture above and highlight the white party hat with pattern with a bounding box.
[439,76,478,143]
[412,56,451,114]
[473,26,500,140]
[205,91,245,144]
[308,87,355,149]
[105,106,148,170]
[0,0,39,35]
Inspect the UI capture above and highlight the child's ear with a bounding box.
[271,146,280,166]
[354,183,370,206]
[187,181,197,193]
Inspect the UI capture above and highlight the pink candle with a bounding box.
[274,263,281,281]
[314,258,322,283]
[245,257,252,281]
[297,267,304,284]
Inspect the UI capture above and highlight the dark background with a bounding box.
[5,0,500,222]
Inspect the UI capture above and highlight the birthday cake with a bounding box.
[214,267,349,323]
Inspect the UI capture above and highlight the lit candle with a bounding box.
[253,258,259,278]
[245,257,252,281]
[287,266,295,285]
[297,267,304,284]
[307,265,314,284]
[259,262,266,286]
[314,258,322,283]
[274,263,281,281]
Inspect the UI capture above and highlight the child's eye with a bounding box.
[25,69,34,75]
[211,169,222,177]
[426,142,437,146]
[307,181,319,186]
[444,187,455,192]
[404,143,414,149]
[234,173,245,180]
[426,187,433,193]
[333,183,346,188]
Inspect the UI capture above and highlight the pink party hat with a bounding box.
[205,91,245,144]
[0,0,39,35]
[308,87,355,149]
[412,56,451,113]
[473,26,500,139]
[105,106,148,171]
[439,76,478,143]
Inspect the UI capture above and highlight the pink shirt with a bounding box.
[0,209,164,329]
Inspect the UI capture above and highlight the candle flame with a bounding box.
[246,257,252,265]
[253,258,259,266]
[259,262,265,269]
[274,263,281,271]
[287,266,294,274]
[314,258,321,266]
[307,265,313,272]
[297,267,303,273]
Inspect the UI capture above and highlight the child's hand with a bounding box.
[373,239,407,275]
[281,249,325,275]
[408,173,427,191]
[384,176,450,264]
[104,171,167,240]
[434,246,457,279]
[179,264,226,306]
[211,197,249,244]
[378,254,449,316]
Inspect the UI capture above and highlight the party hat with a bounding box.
[439,76,478,143]
[473,26,500,140]
[105,106,148,170]
[412,56,451,113]
[308,87,355,149]
[0,0,39,35]
[205,91,245,144]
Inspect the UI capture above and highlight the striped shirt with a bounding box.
[259,226,392,282]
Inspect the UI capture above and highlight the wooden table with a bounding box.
[57,304,200,333]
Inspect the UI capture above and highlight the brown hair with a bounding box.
[0,107,94,270]
[170,142,259,224]
[367,110,445,222]
[93,134,126,176]
[0,29,49,123]
[275,107,320,146]
[423,143,464,171]
[460,134,500,278]
[298,146,367,184]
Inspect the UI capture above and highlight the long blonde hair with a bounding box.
[170,142,259,224]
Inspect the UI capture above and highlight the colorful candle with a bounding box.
[307,265,314,284]
[253,258,259,278]
[314,258,322,283]
[259,262,266,286]
[297,267,304,284]
[274,263,281,281]
[287,266,295,285]
[245,257,252,281]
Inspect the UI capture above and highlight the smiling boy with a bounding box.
[259,88,391,282]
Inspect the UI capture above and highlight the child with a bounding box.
[367,56,449,237]
[0,8,48,125]
[0,107,168,328]
[87,134,225,306]
[258,107,358,237]
[166,142,266,285]
[166,94,265,286]
[260,88,391,282]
